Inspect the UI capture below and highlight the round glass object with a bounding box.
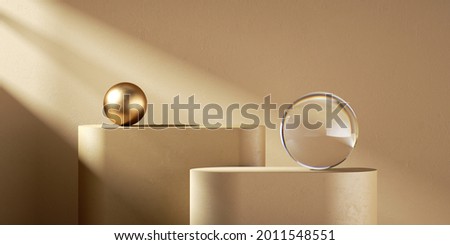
[280,92,358,170]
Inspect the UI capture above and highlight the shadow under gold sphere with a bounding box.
[103,82,147,126]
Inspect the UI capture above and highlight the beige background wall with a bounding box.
[0,0,449,224]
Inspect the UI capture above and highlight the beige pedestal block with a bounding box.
[78,125,265,224]
[190,167,377,225]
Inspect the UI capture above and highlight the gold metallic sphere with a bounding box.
[103,82,147,126]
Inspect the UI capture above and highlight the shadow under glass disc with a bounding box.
[280,92,358,170]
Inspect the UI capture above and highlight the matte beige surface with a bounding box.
[191,167,377,225]
[78,125,265,224]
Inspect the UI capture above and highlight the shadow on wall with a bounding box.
[60,0,384,100]
[0,86,77,224]
[60,0,312,99]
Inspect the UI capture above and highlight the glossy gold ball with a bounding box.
[103,82,147,126]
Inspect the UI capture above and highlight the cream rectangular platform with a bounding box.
[190,167,377,225]
[78,125,265,224]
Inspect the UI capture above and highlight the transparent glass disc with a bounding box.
[280,92,358,170]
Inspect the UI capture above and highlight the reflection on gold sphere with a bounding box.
[103,82,147,126]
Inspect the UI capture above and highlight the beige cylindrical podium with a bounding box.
[190,167,377,225]
[78,125,265,224]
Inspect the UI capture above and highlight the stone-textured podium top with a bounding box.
[191,166,376,173]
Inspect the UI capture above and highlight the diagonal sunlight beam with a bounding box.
[0,0,260,146]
